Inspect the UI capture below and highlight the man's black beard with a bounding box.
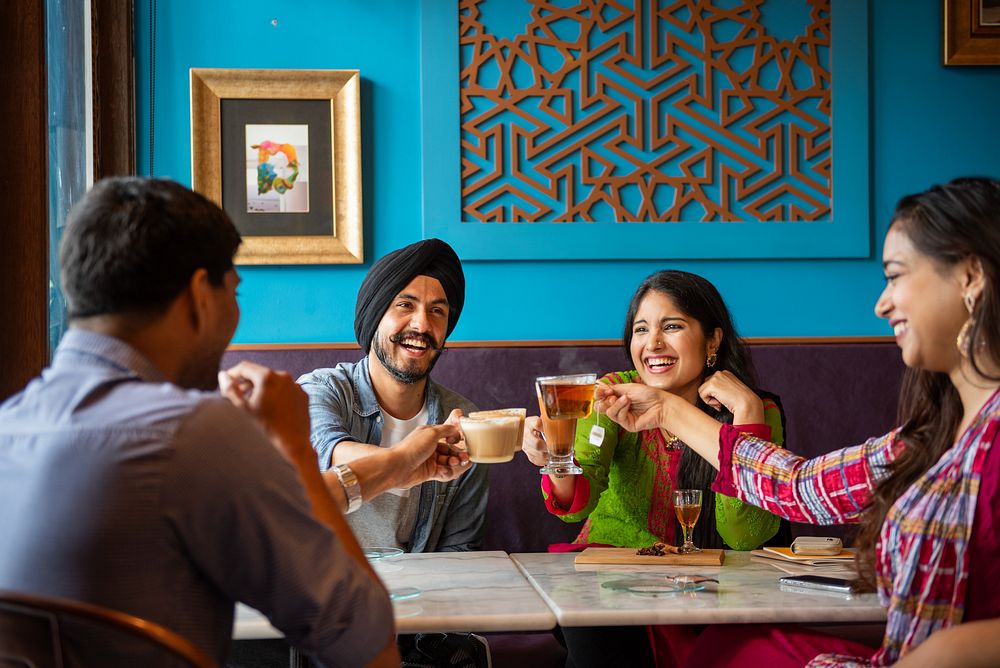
[372,332,442,385]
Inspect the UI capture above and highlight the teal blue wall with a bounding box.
[134,0,1000,343]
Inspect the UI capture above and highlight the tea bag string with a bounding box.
[588,382,605,447]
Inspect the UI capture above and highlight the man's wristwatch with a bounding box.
[332,463,362,514]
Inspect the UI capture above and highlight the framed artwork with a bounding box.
[944,0,1000,65]
[420,0,871,260]
[190,68,363,264]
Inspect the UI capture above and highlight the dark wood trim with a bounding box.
[0,4,48,401]
[744,336,895,346]
[447,340,620,348]
[227,336,896,351]
[228,342,364,351]
[92,0,136,177]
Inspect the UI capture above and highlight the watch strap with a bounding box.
[332,463,363,514]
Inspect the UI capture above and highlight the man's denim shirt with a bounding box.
[298,357,488,552]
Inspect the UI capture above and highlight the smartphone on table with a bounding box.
[778,574,853,593]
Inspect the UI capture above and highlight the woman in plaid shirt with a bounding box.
[597,177,1000,667]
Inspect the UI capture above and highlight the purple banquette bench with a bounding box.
[222,339,905,551]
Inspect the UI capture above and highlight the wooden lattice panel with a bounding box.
[459,0,832,223]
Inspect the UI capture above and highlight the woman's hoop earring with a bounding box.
[706,352,717,368]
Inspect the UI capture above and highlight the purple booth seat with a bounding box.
[222,341,902,668]
[221,340,905,550]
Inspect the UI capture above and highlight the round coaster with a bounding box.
[601,578,707,597]
[389,587,422,601]
[364,547,404,560]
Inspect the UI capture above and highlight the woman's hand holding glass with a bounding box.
[522,414,579,509]
[520,415,549,467]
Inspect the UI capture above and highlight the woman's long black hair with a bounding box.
[622,270,765,548]
[854,177,1000,590]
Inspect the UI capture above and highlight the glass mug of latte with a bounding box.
[468,408,526,451]
[459,414,522,464]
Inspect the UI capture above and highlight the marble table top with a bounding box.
[510,551,887,627]
[234,550,555,638]
[234,603,282,640]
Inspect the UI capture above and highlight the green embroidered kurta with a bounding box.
[546,370,783,550]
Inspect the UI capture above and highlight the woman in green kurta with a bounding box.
[527,270,784,552]
[523,270,785,668]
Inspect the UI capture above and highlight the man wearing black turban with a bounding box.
[297,239,487,555]
[354,238,465,358]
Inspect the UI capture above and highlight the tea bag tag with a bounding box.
[589,390,605,446]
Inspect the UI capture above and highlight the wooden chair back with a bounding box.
[0,590,219,668]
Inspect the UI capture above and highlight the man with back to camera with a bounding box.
[298,239,489,553]
[0,177,471,667]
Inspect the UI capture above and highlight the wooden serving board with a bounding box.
[574,547,725,566]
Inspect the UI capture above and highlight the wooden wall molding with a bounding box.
[0,4,48,400]
[92,0,136,178]
[227,336,895,351]
[458,0,833,223]
[0,1,135,401]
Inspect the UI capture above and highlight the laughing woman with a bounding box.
[524,270,783,552]
[598,178,1000,667]
[522,270,785,668]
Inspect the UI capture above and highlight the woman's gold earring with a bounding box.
[956,293,977,358]
[706,352,717,368]
[957,321,973,358]
[964,293,976,314]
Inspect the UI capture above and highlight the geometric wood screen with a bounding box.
[460,0,831,223]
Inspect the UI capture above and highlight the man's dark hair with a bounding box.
[60,177,242,319]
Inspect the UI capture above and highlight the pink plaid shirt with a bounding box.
[713,388,1000,666]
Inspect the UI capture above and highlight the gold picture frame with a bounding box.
[944,0,1000,65]
[190,68,363,264]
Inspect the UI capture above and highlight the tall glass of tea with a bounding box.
[534,373,597,476]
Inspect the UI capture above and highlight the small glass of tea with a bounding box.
[673,488,703,554]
